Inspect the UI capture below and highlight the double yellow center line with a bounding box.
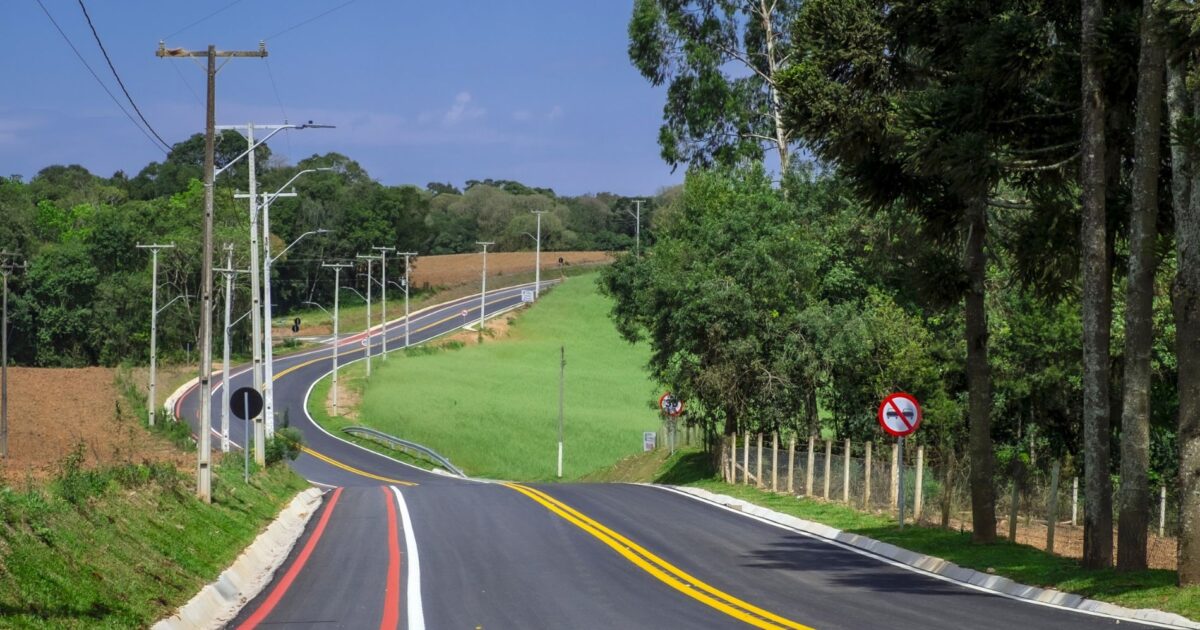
[301,446,417,486]
[504,483,812,629]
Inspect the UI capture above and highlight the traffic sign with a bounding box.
[231,387,264,421]
[643,431,657,452]
[291,323,300,333]
[521,289,534,303]
[293,317,301,327]
[659,392,683,417]
[460,309,469,318]
[877,392,921,437]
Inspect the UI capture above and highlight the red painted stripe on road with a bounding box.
[380,485,402,630]
[237,487,345,630]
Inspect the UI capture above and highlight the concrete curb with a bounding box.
[152,487,325,630]
[163,376,199,420]
[669,486,1200,630]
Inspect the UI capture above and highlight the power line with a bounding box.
[163,0,247,40]
[76,0,171,152]
[33,0,167,155]
[265,0,358,41]
[263,58,293,156]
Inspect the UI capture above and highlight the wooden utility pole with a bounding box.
[0,253,26,460]
[157,41,267,503]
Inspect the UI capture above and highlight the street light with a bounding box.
[194,121,331,502]
[532,210,547,298]
[255,166,334,437]
[135,243,175,427]
[356,254,381,378]
[625,199,645,257]
[319,261,352,415]
[372,246,396,360]
[476,242,494,335]
[0,253,26,459]
[399,252,417,348]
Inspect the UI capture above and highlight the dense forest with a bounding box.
[609,0,1198,579]
[0,131,659,367]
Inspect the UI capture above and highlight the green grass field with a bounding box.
[311,273,663,481]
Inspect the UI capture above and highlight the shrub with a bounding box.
[265,427,304,465]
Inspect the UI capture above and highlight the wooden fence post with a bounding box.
[1046,459,1061,553]
[771,432,779,492]
[742,432,750,485]
[756,433,764,488]
[787,435,796,495]
[806,435,815,496]
[913,445,924,522]
[823,439,832,500]
[890,442,899,509]
[843,439,851,503]
[864,441,873,509]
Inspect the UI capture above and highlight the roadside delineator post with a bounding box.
[914,444,925,522]
[756,433,764,488]
[771,432,779,492]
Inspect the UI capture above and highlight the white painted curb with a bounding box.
[163,376,199,420]
[152,486,325,630]
[667,486,1200,630]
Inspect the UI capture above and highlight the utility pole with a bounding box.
[627,200,645,257]
[532,210,546,299]
[136,243,174,427]
[157,40,268,503]
[322,262,352,415]
[356,254,381,378]
[221,125,266,416]
[372,246,396,359]
[217,245,236,455]
[400,252,417,348]
[0,252,26,460]
[558,345,565,478]
[477,242,494,335]
[248,186,295,437]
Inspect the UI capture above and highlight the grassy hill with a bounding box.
[313,273,664,481]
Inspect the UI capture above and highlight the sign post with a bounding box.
[231,386,264,482]
[659,392,684,455]
[878,392,922,529]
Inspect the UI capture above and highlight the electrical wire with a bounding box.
[32,0,167,155]
[76,0,171,151]
[263,58,293,157]
[163,0,247,41]
[264,0,358,41]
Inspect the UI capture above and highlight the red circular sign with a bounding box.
[659,392,684,417]
[877,392,922,437]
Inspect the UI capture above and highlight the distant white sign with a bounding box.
[643,431,657,452]
[521,290,535,303]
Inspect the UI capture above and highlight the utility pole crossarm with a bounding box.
[157,41,267,58]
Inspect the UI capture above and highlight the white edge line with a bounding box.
[391,485,426,630]
[647,484,1188,630]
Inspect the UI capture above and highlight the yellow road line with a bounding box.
[302,447,417,486]
[504,483,811,630]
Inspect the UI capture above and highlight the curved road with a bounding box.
[175,282,1159,629]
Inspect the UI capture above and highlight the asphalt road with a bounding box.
[176,282,1161,629]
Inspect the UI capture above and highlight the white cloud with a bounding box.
[442,91,485,125]
[547,105,564,121]
[512,109,533,122]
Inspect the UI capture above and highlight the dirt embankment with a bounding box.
[0,367,188,484]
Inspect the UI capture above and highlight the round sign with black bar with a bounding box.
[231,386,264,421]
[877,392,921,437]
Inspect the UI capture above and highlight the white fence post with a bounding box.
[864,441,873,509]
[914,444,924,522]
[823,439,832,500]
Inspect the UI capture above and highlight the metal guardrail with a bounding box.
[343,426,467,478]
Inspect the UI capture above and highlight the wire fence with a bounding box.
[721,433,1179,570]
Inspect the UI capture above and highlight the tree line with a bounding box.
[0,132,659,367]
[616,0,1198,579]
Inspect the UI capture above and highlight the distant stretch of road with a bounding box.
[175,281,1158,629]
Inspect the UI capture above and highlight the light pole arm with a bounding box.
[156,294,191,316]
[214,126,292,178]
[262,167,335,206]
[271,229,329,264]
[340,286,367,302]
[302,301,332,318]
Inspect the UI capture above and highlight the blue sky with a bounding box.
[1,1,682,196]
